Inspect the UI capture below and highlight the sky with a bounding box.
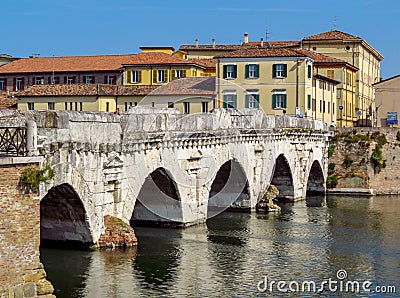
[1,0,398,78]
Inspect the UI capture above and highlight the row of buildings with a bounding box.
[0,30,391,127]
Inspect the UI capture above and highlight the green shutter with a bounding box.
[307,95,311,109]
[272,64,277,78]
[233,65,237,78]
[245,65,249,79]
[283,94,287,109]
[283,64,287,77]
[223,95,228,108]
[255,65,259,78]
[223,65,227,79]
[245,94,250,108]
[255,94,260,108]
[272,94,276,109]
[308,65,312,79]
[233,95,237,108]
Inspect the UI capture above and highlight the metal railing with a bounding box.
[0,127,27,157]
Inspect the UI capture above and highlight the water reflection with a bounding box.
[40,196,400,297]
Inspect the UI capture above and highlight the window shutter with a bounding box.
[182,70,186,78]
[113,76,117,84]
[233,65,237,78]
[223,65,227,79]
[255,65,260,78]
[272,64,277,78]
[126,71,132,84]
[272,94,276,109]
[13,78,16,91]
[308,65,312,79]
[245,94,250,108]
[307,95,311,109]
[72,76,76,84]
[233,95,237,108]
[171,70,175,79]
[223,95,228,108]
[255,94,260,108]
[22,78,25,90]
[32,77,36,85]
[245,65,249,79]
[4,79,7,91]
[163,70,168,83]
[153,70,157,83]
[104,75,108,84]
[83,76,86,83]
[138,71,142,83]
[283,94,287,109]
[92,76,95,83]
[64,76,67,84]
[48,77,51,84]
[283,64,287,77]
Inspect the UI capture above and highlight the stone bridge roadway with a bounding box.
[0,108,329,246]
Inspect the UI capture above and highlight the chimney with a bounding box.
[244,32,249,44]
[212,38,215,48]
[195,39,199,47]
[260,38,264,48]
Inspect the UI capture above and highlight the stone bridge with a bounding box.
[0,108,329,247]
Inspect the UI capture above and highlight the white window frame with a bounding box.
[67,76,74,84]
[157,70,165,83]
[184,102,190,114]
[16,78,23,91]
[132,71,139,83]
[275,64,285,78]
[86,76,93,84]
[202,101,208,113]
[0,79,4,91]
[248,64,257,78]
[35,77,44,85]
[274,90,286,109]
[176,70,183,78]
[48,102,55,110]
[226,65,235,79]
[27,102,34,110]
[107,76,115,85]
[247,91,259,109]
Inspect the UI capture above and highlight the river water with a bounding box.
[40,195,400,297]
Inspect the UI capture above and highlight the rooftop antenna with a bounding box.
[333,16,338,30]
[265,17,271,48]
[300,32,304,48]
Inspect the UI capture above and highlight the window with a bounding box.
[16,78,24,91]
[202,102,208,113]
[223,65,237,79]
[80,102,83,111]
[125,102,128,111]
[65,102,68,110]
[223,92,237,108]
[49,76,59,84]
[85,76,94,84]
[307,95,311,110]
[28,102,34,110]
[35,77,44,85]
[173,70,186,79]
[273,64,287,78]
[107,76,115,85]
[153,70,167,83]
[106,102,110,112]
[70,102,73,110]
[245,64,259,79]
[327,70,334,80]
[184,102,190,114]
[0,79,5,91]
[67,76,74,84]
[132,71,141,83]
[48,102,55,110]
[75,102,78,111]
[272,90,286,109]
[168,102,174,109]
[245,92,259,108]
[307,65,312,79]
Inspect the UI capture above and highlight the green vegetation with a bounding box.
[370,132,387,173]
[328,162,336,175]
[397,131,400,142]
[19,164,54,190]
[326,175,338,189]
[343,156,354,168]
[328,145,335,158]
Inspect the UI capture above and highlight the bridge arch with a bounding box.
[306,160,325,196]
[130,167,183,226]
[270,154,294,201]
[40,183,93,248]
[207,159,250,219]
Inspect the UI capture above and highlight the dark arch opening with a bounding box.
[40,183,93,249]
[131,167,183,227]
[306,160,325,192]
[270,154,294,202]
[208,159,250,219]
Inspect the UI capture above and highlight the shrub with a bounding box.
[344,156,354,168]
[326,175,338,189]
[328,162,336,175]
[397,131,400,142]
[19,164,54,190]
[328,145,335,158]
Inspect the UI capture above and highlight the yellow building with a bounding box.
[373,75,400,127]
[302,30,383,126]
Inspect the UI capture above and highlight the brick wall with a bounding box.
[0,161,54,297]
[329,128,400,194]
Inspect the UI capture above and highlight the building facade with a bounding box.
[373,75,400,127]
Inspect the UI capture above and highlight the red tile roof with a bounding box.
[150,77,215,96]
[0,92,17,109]
[0,54,136,74]
[187,58,216,69]
[215,47,305,59]
[179,41,300,52]
[303,30,362,41]
[17,84,157,97]
[125,52,194,66]
[294,49,343,63]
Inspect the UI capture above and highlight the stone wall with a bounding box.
[0,158,54,297]
[328,127,400,195]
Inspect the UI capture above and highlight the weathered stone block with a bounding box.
[36,280,54,296]
[23,283,36,298]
